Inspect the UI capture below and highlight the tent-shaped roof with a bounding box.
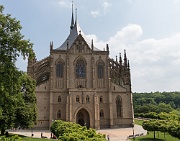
[55,21,101,51]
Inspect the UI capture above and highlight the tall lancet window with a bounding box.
[56,61,64,78]
[57,110,61,119]
[116,95,122,118]
[76,58,86,78]
[97,61,104,79]
[86,95,90,103]
[100,109,104,118]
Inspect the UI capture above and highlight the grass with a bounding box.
[130,131,180,141]
[134,118,144,126]
[0,134,55,141]
[131,119,180,141]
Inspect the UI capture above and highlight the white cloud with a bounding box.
[90,1,111,18]
[57,0,71,8]
[85,24,180,92]
[102,1,111,14]
[90,10,100,18]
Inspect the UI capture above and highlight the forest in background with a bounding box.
[133,92,180,139]
[133,91,180,117]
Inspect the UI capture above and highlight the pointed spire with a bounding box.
[67,38,69,49]
[124,49,127,60]
[91,39,94,51]
[116,55,118,62]
[128,60,130,69]
[70,1,74,31]
[119,53,122,65]
[75,6,77,23]
[106,44,109,51]
[50,41,53,51]
[124,49,127,67]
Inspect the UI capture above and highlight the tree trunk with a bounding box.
[1,128,5,135]
[154,131,156,139]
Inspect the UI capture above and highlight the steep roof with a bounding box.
[55,21,101,51]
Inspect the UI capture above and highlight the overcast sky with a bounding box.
[1,0,180,92]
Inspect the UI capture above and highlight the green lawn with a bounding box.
[0,134,55,141]
[130,131,180,141]
[134,118,144,126]
[132,119,180,141]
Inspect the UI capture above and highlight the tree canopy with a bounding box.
[0,5,36,135]
[133,91,180,116]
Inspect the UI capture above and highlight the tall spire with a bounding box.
[75,7,77,23]
[119,53,122,66]
[70,1,74,31]
[124,49,127,67]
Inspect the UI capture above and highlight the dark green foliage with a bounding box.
[133,92,180,117]
[50,120,106,141]
[142,115,180,139]
[0,5,36,134]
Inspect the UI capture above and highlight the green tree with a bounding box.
[142,120,160,139]
[0,5,36,135]
[51,120,106,141]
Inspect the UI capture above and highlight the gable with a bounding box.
[68,34,92,54]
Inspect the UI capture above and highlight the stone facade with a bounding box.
[27,11,134,129]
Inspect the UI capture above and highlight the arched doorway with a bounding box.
[76,108,90,128]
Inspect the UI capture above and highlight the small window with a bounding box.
[58,95,61,102]
[76,95,80,102]
[100,109,104,118]
[86,95,90,103]
[100,96,103,103]
[57,110,61,118]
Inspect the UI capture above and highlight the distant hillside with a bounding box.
[133,91,180,115]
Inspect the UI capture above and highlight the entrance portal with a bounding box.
[76,108,90,128]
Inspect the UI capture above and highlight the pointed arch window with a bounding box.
[76,58,86,78]
[100,95,103,103]
[86,95,90,103]
[116,96,122,118]
[97,61,104,79]
[76,95,80,102]
[56,61,64,78]
[58,95,61,102]
[57,110,61,119]
[100,109,104,118]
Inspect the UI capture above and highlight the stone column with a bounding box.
[69,92,73,122]
[109,91,113,128]
[49,55,54,129]
[91,55,95,88]
[66,96,69,121]
[66,53,69,88]
[94,93,100,129]
[49,91,53,128]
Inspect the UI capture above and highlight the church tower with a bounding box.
[28,4,134,129]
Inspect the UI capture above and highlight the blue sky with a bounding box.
[1,0,180,92]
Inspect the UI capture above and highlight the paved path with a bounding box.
[9,124,146,141]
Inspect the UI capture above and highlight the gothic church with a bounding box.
[27,6,134,129]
